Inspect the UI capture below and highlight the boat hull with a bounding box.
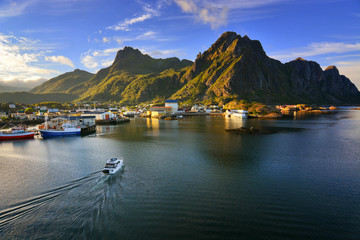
[0,132,35,140]
[40,129,81,138]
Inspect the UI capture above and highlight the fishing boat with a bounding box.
[0,127,35,140]
[40,123,81,138]
[102,157,124,175]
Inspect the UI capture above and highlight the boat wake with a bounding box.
[0,171,99,232]
[0,168,126,239]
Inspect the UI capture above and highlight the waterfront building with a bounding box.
[232,110,248,119]
[69,116,96,126]
[149,106,172,117]
[165,100,178,114]
[81,111,116,120]
[191,104,205,112]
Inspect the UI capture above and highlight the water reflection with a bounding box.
[224,117,245,129]
[146,118,160,137]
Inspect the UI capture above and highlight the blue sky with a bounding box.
[1,0,360,88]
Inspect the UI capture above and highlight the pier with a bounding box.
[81,125,96,136]
[95,118,131,125]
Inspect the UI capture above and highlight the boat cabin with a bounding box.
[105,158,120,168]
[105,163,118,168]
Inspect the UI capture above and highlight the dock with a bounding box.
[95,118,130,125]
[81,125,96,136]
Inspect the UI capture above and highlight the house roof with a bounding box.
[150,107,172,110]
[165,99,178,103]
[82,111,105,114]
[69,116,95,120]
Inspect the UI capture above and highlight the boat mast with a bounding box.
[45,115,48,130]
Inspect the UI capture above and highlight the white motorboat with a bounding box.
[102,157,124,175]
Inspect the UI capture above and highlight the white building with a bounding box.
[165,100,178,114]
[48,108,60,113]
[69,116,96,126]
[231,110,248,119]
[191,104,205,112]
[81,111,116,120]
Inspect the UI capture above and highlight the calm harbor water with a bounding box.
[1,109,360,240]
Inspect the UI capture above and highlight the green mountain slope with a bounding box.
[75,47,193,103]
[30,69,94,94]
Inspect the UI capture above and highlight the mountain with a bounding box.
[0,92,78,104]
[0,84,29,92]
[0,79,47,93]
[170,32,360,105]
[30,69,94,94]
[17,33,360,105]
[110,47,193,74]
[73,47,193,103]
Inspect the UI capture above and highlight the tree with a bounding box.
[25,108,34,114]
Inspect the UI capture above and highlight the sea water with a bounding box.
[1,109,359,240]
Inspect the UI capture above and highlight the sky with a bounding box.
[0,0,360,89]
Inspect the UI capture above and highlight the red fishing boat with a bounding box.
[0,127,35,140]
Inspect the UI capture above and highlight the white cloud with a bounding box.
[114,37,123,45]
[45,55,74,67]
[0,0,35,18]
[174,0,286,29]
[97,31,162,47]
[0,33,71,82]
[136,31,157,40]
[175,0,197,13]
[270,42,360,62]
[108,13,152,31]
[81,54,98,69]
[102,37,110,43]
[140,48,183,58]
[107,1,164,31]
[81,48,119,70]
[199,7,228,29]
[174,0,227,29]
[92,48,118,57]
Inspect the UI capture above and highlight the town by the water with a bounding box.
[0,99,346,140]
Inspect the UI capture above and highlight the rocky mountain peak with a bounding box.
[113,47,145,63]
[109,46,192,75]
[190,32,267,77]
[206,31,265,57]
[325,65,339,73]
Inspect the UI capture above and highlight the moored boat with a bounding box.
[102,157,124,175]
[0,127,35,140]
[40,123,81,138]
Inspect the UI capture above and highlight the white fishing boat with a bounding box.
[102,157,124,175]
